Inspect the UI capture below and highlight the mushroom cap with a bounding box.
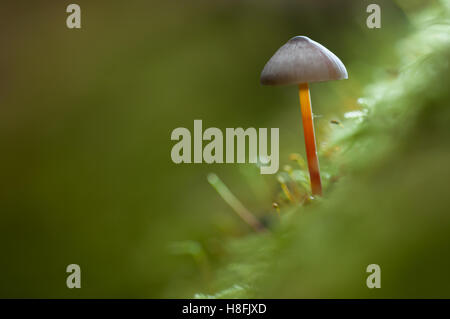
[260,36,348,86]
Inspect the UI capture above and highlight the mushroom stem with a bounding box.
[298,83,322,196]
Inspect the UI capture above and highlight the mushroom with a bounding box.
[260,36,348,196]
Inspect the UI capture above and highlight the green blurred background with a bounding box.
[1,0,450,298]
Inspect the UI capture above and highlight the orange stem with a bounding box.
[298,83,322,196]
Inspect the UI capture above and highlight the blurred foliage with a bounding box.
[0,0,449,298]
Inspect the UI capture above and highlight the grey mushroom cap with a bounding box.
[260,36,348,86]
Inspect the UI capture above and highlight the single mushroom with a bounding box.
[260,36,348,196]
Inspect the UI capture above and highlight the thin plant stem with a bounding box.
[207,173,266,232]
